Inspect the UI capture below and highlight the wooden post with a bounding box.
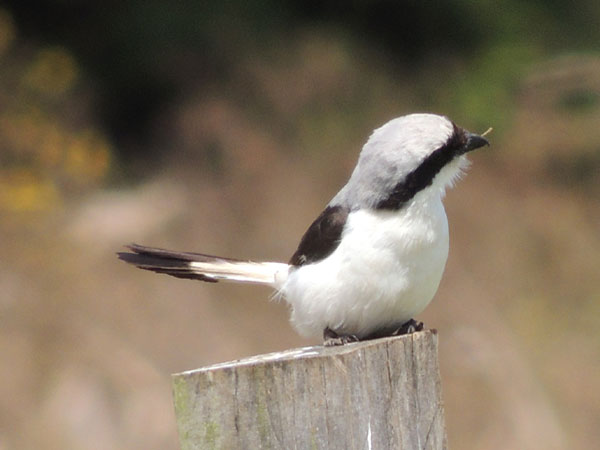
[172,330,447,449]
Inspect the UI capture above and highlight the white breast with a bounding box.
[280,193,449,338]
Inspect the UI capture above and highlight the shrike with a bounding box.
[118,113,489,345]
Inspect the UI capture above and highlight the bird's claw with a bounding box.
[323,327,359,346]
[391,319,424,336]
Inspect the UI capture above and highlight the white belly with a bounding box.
[281,196,449,338]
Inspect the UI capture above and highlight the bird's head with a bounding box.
[332,113,489,209]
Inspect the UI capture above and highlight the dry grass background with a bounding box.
[1,30,599,450]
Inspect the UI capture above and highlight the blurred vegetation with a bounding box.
[4,2,598,134]
[1,3,600,450]
[0,8,111,211]
[1,1,599,208]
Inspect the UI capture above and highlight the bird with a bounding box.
[118,113,489,345]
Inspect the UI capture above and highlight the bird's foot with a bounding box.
[323,327,359,346]
[391,319,424,336]
[323,320,424,345]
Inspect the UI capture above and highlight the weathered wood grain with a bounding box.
[172,330,447,449]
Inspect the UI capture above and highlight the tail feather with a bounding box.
[117,243,288,286]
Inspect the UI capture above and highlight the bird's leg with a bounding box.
[323,327,359,346]
[391,318,424,336]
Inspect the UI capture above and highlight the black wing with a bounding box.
[289,205,350,266]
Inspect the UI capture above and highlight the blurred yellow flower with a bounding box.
[24,47,78,96]
[64,130,112,184]
[37,122,65,169]
[0,169,60,211]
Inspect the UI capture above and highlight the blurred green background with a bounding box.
[1,1,599,449]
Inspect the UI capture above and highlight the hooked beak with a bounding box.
[463,131,490,153]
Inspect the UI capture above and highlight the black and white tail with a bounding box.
[117,244,289,286]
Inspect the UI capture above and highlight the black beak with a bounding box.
[464,131,489,153]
